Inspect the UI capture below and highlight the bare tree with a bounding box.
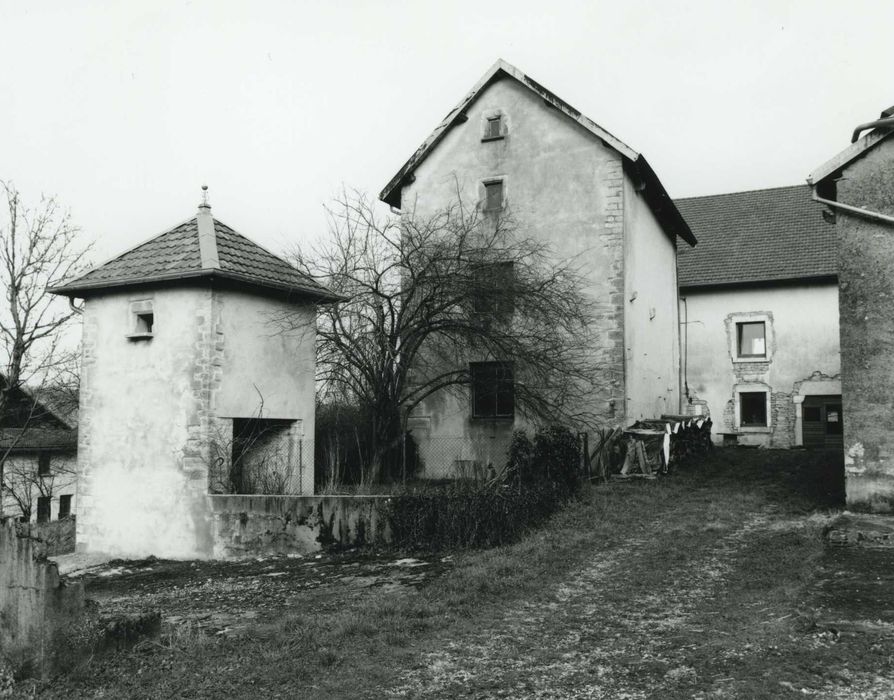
[284,190,601,483]
[0,182,90,515]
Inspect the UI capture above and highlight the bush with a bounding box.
[384,481,565,551]
[508,425,581,495]
[386,425,583,551]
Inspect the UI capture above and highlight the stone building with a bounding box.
[675,185,841,448]
[809,107,894,511]
[379,59,695,475]
[50,192,337,557]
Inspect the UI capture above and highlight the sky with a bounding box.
[1,0,892,264]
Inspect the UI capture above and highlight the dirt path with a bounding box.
[385,506,780,699]
[384,498,893,700]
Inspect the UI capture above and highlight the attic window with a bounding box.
[128,300,155,340]
[483,115,504,141]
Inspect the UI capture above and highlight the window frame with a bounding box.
[482,179,505,212]
[37,452,51,477]
[36,496,51,523]
[734,384,772,433]
[736,321,767,359]
[58,494,72,519]
[469,361,515,420]
[471,261,515,318]
[728,312,773,364]
[127,299,155,341]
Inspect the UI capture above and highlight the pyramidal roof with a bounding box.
[50,199,338,302]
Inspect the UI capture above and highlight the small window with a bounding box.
[128,300,155,339]
[58,494,72,519]
[470,362,515,419]
[484,180,504,211]
[472,262,515,317]
[483,115,503,141]
[36,496,51,523]
[737,322,766,358]
[37,453,51,476]
[740,392,768,427]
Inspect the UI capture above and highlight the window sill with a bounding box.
[481,135,505,143]
[737,426,771,433]
[470,415,515,422]
[732,356,769,363]
[126,332,154,341]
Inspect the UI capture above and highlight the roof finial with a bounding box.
[200,184,210,210]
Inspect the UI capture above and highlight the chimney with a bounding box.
[196,185,220,270]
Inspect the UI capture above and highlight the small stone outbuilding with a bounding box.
[50,192,338,557]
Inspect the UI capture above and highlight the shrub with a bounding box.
[509,425,581,495]
[384,481,564,551]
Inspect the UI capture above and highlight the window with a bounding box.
[36,496,51,523]
[739,392,768,427]
[58,494,72,519]
[472,262,514,317]
[37,453,51,477]
[483,180,504,211]
[483,115,503,141]
[470,362,515,419]
[128,299,155,339]
[737,322,766,358]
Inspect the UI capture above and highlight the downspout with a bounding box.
[811,191,894,227]
[683,297,689,403]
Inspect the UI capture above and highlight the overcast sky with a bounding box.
[1,0,892,263]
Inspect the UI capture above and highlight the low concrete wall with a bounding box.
[0,519,85,676]
[210,495,393,558]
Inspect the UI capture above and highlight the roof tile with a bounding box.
[675,185,837,288]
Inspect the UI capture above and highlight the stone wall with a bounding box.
[836,137,894,511]
[0,519,85,677]
[210,494,392,558]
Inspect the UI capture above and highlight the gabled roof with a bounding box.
[808,128,894,187]
[379,59,695,247]
[675,185,836,289]
[49,206,340,301]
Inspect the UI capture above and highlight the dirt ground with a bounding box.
[12,448,894,699]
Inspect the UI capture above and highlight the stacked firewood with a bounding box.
[619,414,712,477]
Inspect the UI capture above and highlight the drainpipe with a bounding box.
[683,298,689,403]
[811,191,894,227]
[851,116,894,143]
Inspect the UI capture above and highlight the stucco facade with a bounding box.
[382,62,690,476]
[1,453,77,523]
[811,130,894,511]
[52,198,333,557]
[681,284,840,447]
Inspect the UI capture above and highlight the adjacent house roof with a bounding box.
[0,378,77,453]
[0,428,78,453]
[379,59,696,247]
[49,202,340,301]
[676,185,836,290]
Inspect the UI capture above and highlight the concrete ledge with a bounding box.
[826,512,894,548]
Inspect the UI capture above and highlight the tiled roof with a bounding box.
[675,185,837,288]
[0,428,77,452]
[50,214,338,301]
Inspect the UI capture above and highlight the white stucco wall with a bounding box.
[77,285,318,558]
[397,75,678,475]
[681,283,840,446]
[624,177,681,421]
